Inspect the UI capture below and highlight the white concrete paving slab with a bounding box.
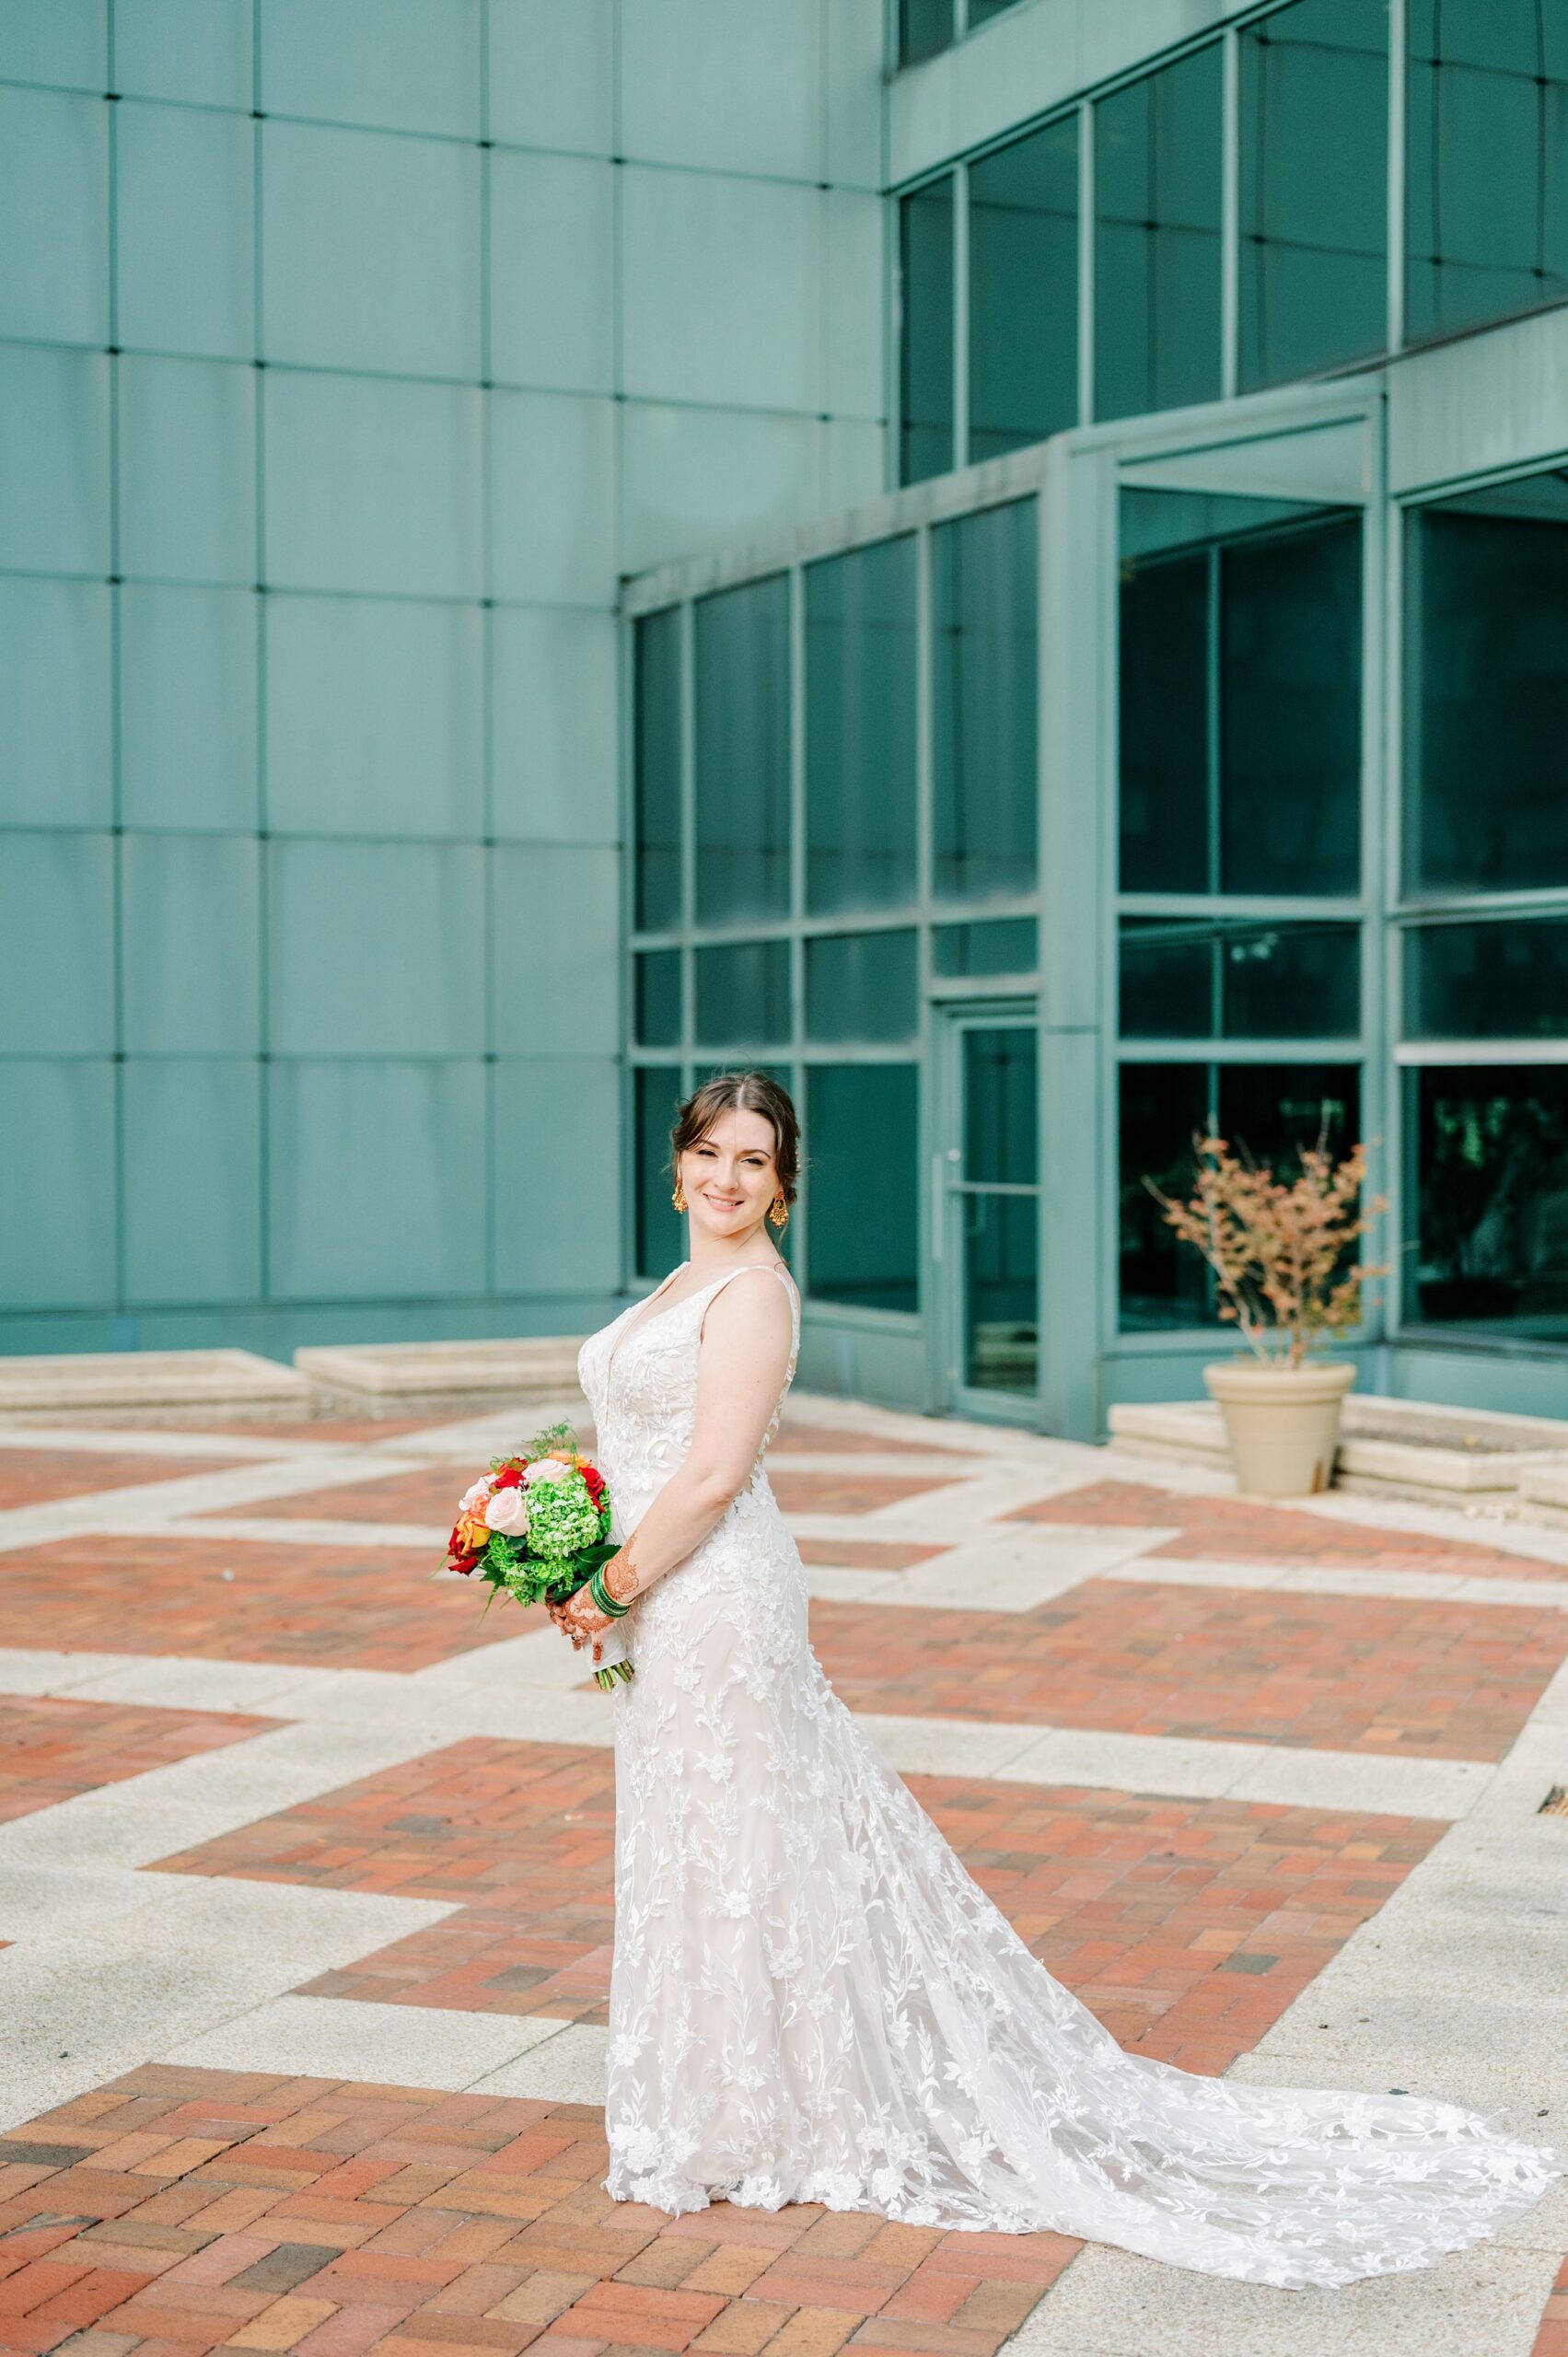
[134,1515,452,1550]
[473,2022,610,2105]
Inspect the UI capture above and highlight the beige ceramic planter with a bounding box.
[1203,1357,1357,1498]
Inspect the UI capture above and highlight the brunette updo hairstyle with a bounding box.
[670,1071,800,1211]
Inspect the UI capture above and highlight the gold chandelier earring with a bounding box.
[671,1181,687,1213]
[769,1194,790,1231]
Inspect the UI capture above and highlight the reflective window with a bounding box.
[694,939,790,1048]
[969,115,1079,459]
[900,0,953,67]
[806,931,919,1044]
[806,539,918,913]
[1095,44,1224,422]
[1405,472,1568,893]
[933,916,1038,977]
[634,1066,685,1279]
[1408,1066,1568,1338]
[970,0,1027,24]
[1121,920,1361,1039]
[1120,1062,1360,1329]
[634,949,681,1049]
[1238,0,1388,391]
[633,608,680,933]
[1405,918,1568,1039]
[1407,0,1568,345]
[693,575,791,923]
[933,500,1038,900]
[1120,491,1362,896]
[965,1026,1036,1184]
[900,177,955,484]
[961,1027,1038,1393]
[807,1063,920,1312]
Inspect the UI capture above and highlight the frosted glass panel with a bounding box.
[115,0,252,107]
[487,0,613,154]
[268,1058,487,1300]
[117,355,256,586]
[492,847,618,1057]
[489,150,614,394]
[491,607,618,844]
[0,345,110,575]
[0,1062,117,1310]
[493,1057,619,1292]
[119,585,259,831]
[0,87,108,344]
[261,0,481,137]
[268,839,484,1055]
[0,578,112,827]
[263,372,482,598]
[122,1059,262,1304]
[262,122,480,379]
[489,390,615,605]
[0,834,114,1054]
[620,0,820,180]
[621,168,819,412]
[121,834,261,1053]
[116,102,255,361]
[265,595,483,840]
[0,0,106,88]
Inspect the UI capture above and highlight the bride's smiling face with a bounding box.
[679,1109,779,1243]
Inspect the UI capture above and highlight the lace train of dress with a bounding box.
[577,1262,1561,2290]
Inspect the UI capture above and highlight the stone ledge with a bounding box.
[0,1348,311,1420]
[294,1336,586,1409]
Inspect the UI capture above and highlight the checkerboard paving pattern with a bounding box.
[0,1698,278,1828]
[0,1453,250,1514]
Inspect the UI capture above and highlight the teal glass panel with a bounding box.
[491,845,618,1058]
[0,87,108,344]
[695,940,790,1048]
[694,575,791,923]
[1406,918,1568,1039]
[0,1062,117,1309]
[970,0,1026,21]
[1409,1065,1568,1336]
[932,499,1038,900]
[268,840,484,1056]
[806,1063,920,1311]
[1119,537,1208,893]
[900,177,954,483]
[1119,1061,1359,1329]
[117,355,256,586]
[806,932,918,1044]
[1121,919,1361,1039]
[265,595,482,840]
[805,538,917,914]
[0,834,113,1054]
[634,1065,685,1278]
[489,151,614,395]
[1095,44,1223,422]
[1407,0,1568,344]
[964,1194,1038,1392]
[262,373,482,598]
[0,0,106,87]
[1238,0,1388,390]
[964,1025,1036,1186]
[490,390,617,605]
[1406,478,1568,892]
[116,101,254,360]
[267,1057,486,1301]
[0,344,110,575]
[492,608,618,846]
[119,585,258,831]
[115,0,252,107]
[0,578,111,827]
[261,0,481,137]
[635,951,682,1050]
[494,1056,619,1295]
[634,608,683,932]
[933,918,1037,978]
[900,0,952,66]
[121,834,261,1054]
[969,115,1079,459]
[262,122,480,379]
[122,1059,262,1304]
[487,0,613,154]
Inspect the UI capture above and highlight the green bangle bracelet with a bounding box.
[588,1565,631,1618]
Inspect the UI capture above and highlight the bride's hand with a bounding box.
[553,1588,612,1649]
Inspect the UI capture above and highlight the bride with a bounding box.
[552,1070,1560,2289]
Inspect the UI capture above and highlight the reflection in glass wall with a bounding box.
[965,1027,1037,1184]
[900,0,953,67]
[1405,471,1568,893]
[1406,918,1568,1039]
[933,500,1038,900]
[1408,1068,1568,1338]
[900,178,955,484]
[633,609,681,932]
[1095,44,1224,422]
[1121,920,1361,1039]
[807,1064,920,1311]
[634,1066,685,1280]
[693,940,790,1049]
[806,932,919,1044]
[1408,0,1568,344]
[1238,0,1388,390]
[969,116,1079,459]
[933,917,1038,978]
[693,575,791,923]
[634,949,681,1049]
[806,540,918,913]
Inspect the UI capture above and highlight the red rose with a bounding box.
[494,1464,524,1490]
[580,1465,605,1506]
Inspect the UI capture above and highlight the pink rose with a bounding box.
[484,1486,529,1536]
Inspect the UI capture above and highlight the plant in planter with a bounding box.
[1145,1132,1386,1497]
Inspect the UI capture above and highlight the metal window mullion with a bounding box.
[1387,0,1408,352]
[1077,98,1095,424]
[1220,24,1240,400]
[1204,548,1223,895]
[789,561,807,1076]
[679,600,697,1077]
[953,160,970,469]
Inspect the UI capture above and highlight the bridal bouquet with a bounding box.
[445,1421,633,1691]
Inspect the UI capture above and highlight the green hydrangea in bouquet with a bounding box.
[445,1421,632,1690]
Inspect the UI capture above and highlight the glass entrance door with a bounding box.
[937,1012,1040,1415]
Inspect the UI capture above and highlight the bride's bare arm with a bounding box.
[554,1269,794,1644]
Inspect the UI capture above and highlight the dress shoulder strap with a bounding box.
[695,1258,799,1344]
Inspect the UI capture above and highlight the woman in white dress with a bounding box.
[553,1071,1560,2289]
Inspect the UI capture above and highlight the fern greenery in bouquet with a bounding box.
[445,1421,630,1690]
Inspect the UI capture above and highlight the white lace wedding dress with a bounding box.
[576,1260,1560,2289]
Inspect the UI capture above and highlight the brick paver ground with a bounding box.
[0,1452,247,1513]
[0,1697,277,1828]
[1534,2255,1568,2357]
